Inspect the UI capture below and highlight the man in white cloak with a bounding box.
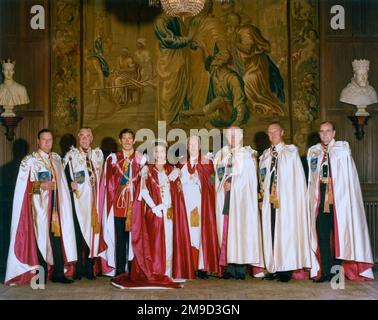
[63,127,104,280]
[307,121,374,282]
[5,129,76,285]
[214,126,264,280]
[259,122,311,282]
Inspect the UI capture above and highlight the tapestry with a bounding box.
[50,0,319,154]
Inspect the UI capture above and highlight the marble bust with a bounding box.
[0,59,30,117]
[340,59,377,116]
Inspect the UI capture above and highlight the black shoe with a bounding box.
[235,274,246,280]
[221,272,234,280]
[74,267,83,280]
[197,271,209,279]
[313,274,331,283]
[74,273,82,280]
[277,274,291,282]
[262,273,278,280]
[52,276,74,284]
[85,271,95,280]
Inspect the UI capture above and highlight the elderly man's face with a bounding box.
[78,129,93,151]
[319,123,335,145]
[354,69,368,87]
[226,127,243,149]
[267,124,284,146]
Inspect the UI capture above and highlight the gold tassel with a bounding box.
[258,188,263,202]
[51,209,61,237]
[91,205,100,234]
[31,181,41,195]
[269,184,280,209]
[324,182,333,213]
[125,205,132,232]
[167,207,173,220]
[190,207,199,227]
[73,189,81,199]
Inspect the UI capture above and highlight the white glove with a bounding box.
[111,153,117,164]
[205,152,214,161]
[140,165,149,179]
[168,168,181,181]
[139,188,156,208]
[152,204,164,217]
[192,172,200,185]
[140,154,148,167]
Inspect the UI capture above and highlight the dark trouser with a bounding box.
[270,204,293,280]
[37,193,66,281]
[72,205,94,278]
[226,264,246,278]
[222,179,246,278]
[114,217,130,276]
[269,171,292,280]
[316,183,340,277]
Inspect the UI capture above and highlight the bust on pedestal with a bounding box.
[0,59,30,117]
[339,59,377,116]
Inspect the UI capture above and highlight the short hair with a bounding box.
[187,134,200,145]
[78,127,93,138]
[118,128,135,140]
[320,121,336,131]
[38,129,53,139]
[267,121,283,131]
[153,139,167,149]
[186,134,201,153]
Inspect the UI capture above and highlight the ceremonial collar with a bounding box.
[226,145,242,155]
[189,156,199,165]
[271,142,284,153]
[79,147,91,156]
[153,165,167,174]
[321,139,335,150]
[123,149,134,159]
[38,149,51,159]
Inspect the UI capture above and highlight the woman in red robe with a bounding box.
[111,140,195,288]
[178,135,219,278]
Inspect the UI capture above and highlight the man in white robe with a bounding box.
[5,129,76,285]
[214,126,264,279]
[259,122,311,282]
[63,128,104,280]
[307,121,374,282]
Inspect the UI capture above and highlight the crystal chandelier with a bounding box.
[149,0,232,18]
[149,0,205,18]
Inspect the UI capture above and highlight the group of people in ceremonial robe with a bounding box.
[4,121,374,288]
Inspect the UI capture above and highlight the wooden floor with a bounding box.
[1,272,377,300]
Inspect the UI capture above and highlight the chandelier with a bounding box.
[148,0,231,18]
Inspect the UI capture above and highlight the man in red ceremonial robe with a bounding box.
[111,140,194,288]
[99,128,145,276]
[178,135,219,278]
[5,129,77,285]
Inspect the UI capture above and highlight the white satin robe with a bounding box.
[5,151,77,284]
[214,146,264,266]
[63,147,104,258]
[259,143,312,273]
[307,139,374,279]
